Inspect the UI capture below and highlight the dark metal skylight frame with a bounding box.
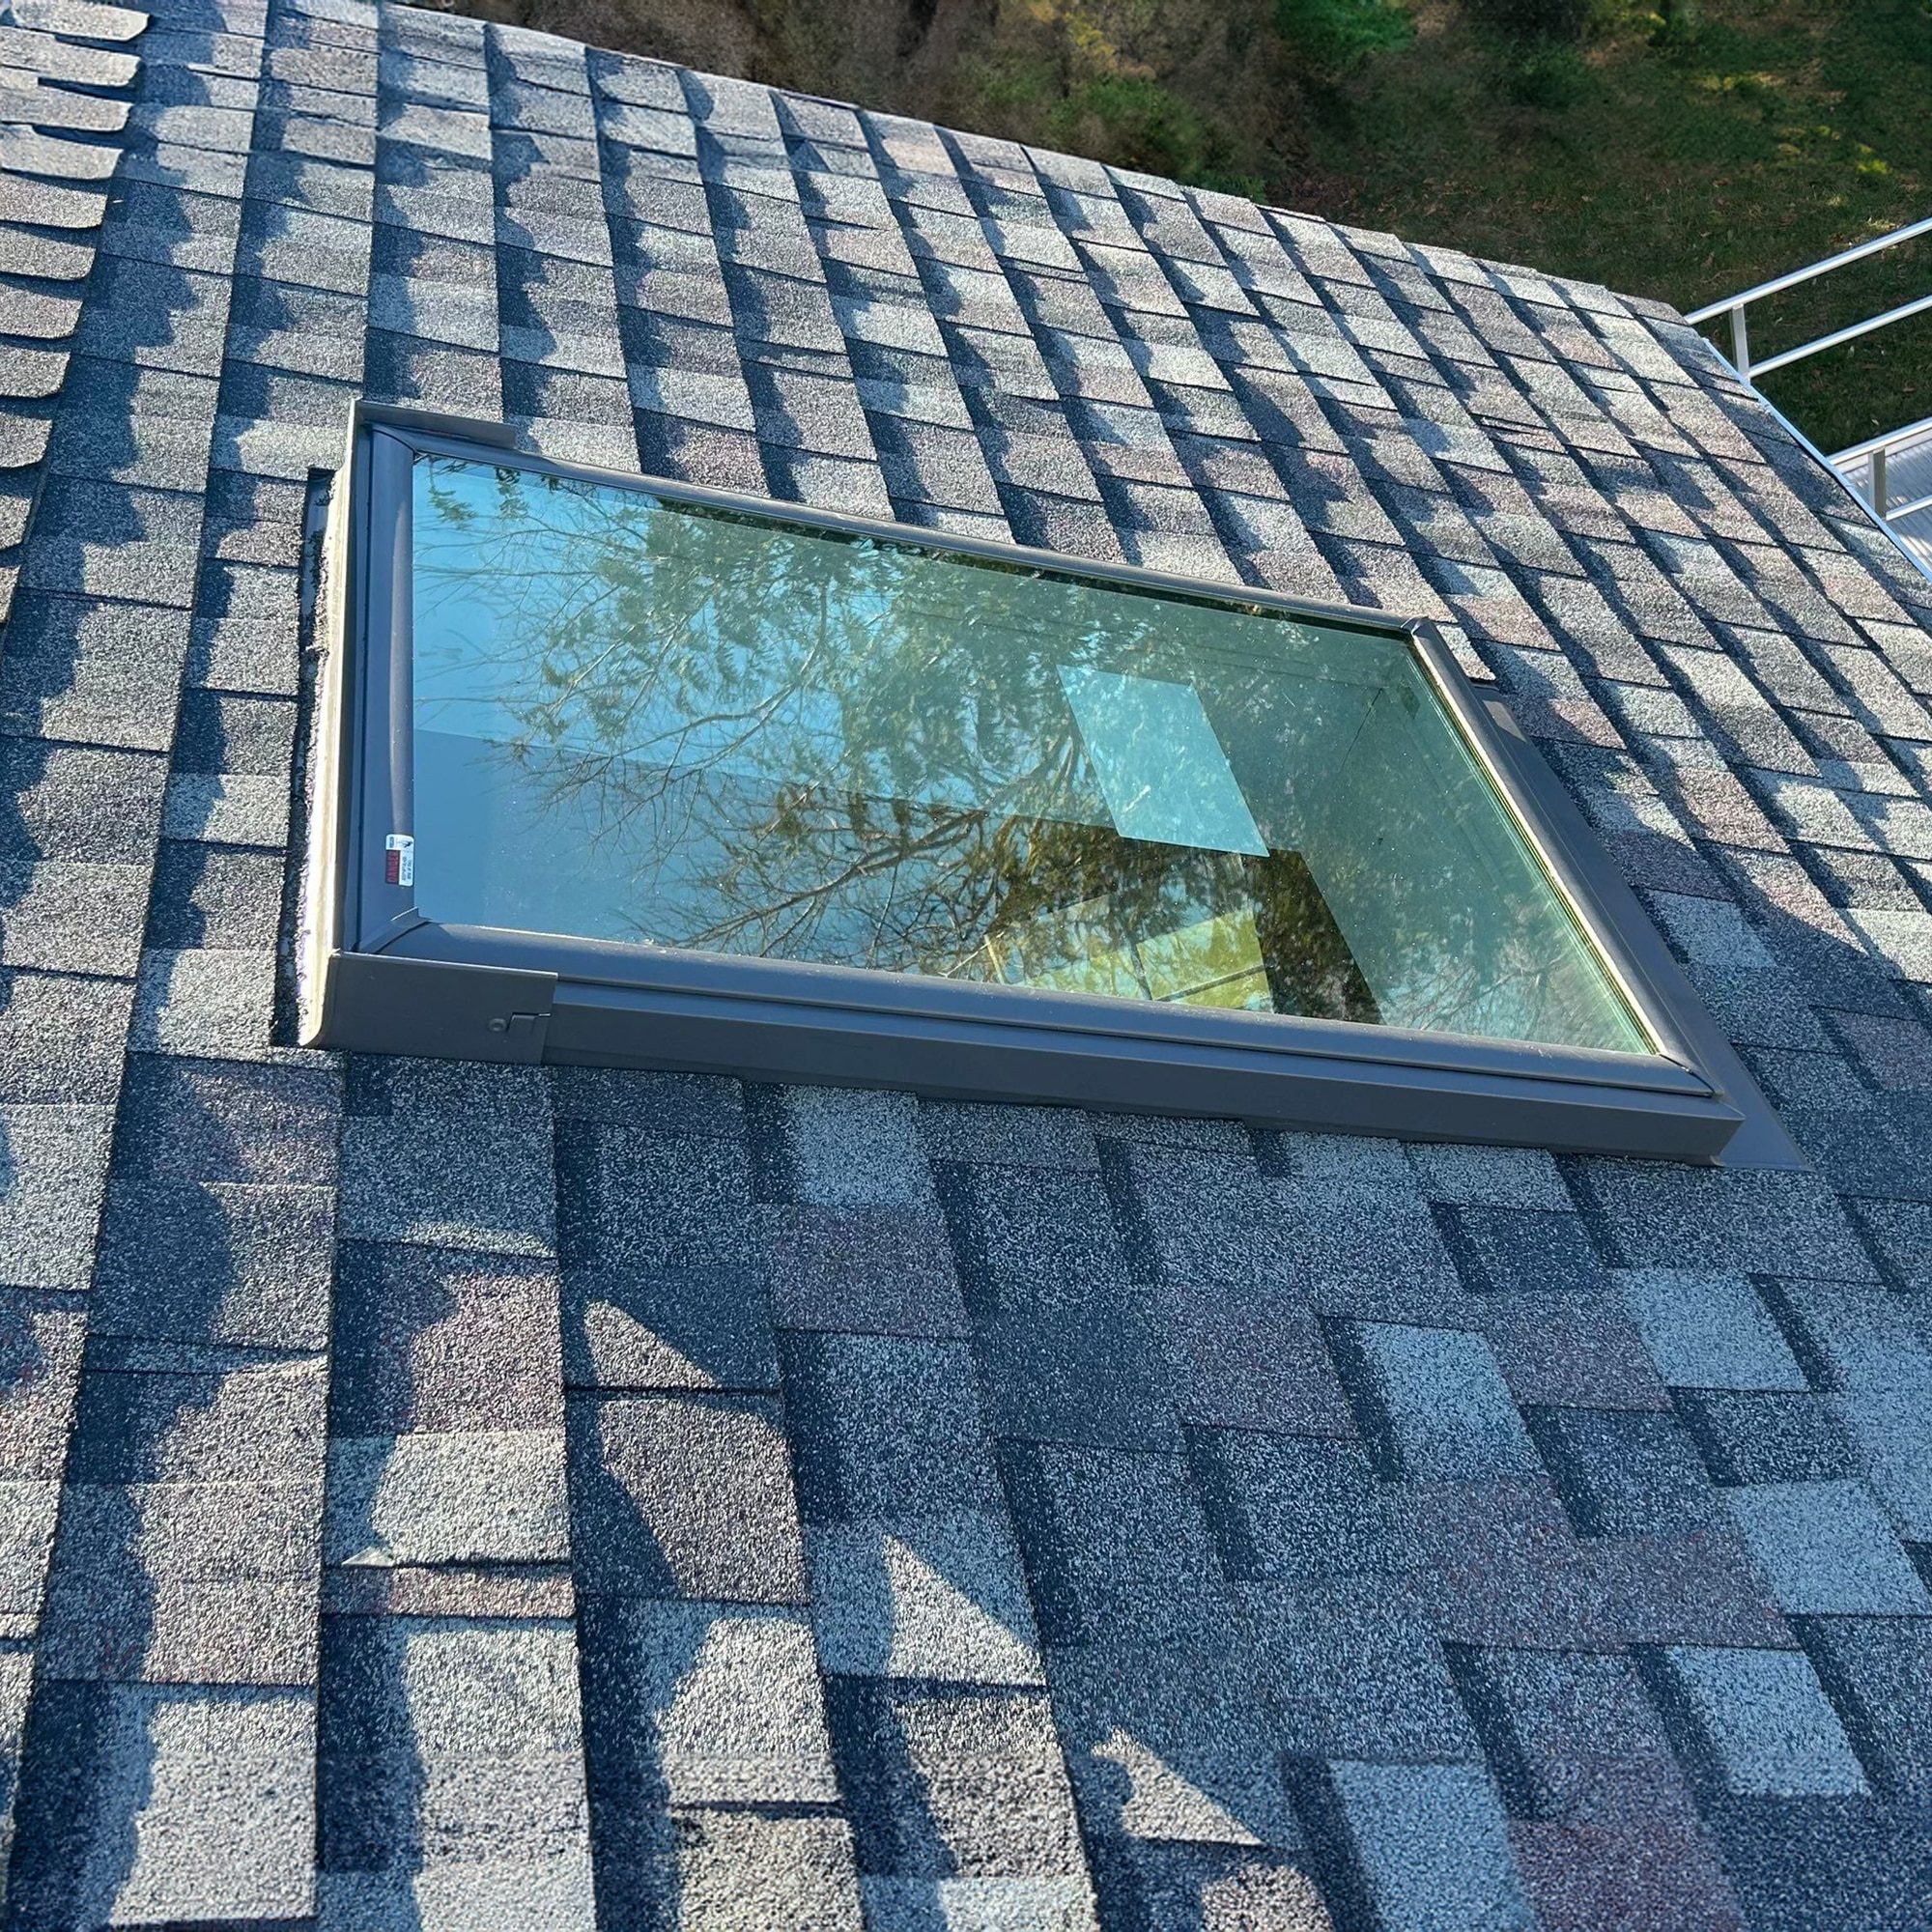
[301,404,1800,1165]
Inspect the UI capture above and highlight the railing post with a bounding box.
[1872,445,1889,518]
[1730,303,1750,380]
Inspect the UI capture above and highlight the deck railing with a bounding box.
[1833,414,1932,526]
[1684,214,1932,381]
[1686,216,1931,562]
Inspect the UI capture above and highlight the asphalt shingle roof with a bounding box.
[2,0,1932,1924]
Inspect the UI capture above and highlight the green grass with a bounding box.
[1293,0,1932,452]
[1277,0,1418,73]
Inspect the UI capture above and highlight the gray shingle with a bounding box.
[590,1809,865,1932]
[0,11,1929,1923]
[317,1614,594,1926]
[1840,1389,1932,1542]
[773,1090,939,1206]
[0,741,167,866]
[1676,1388,1863,1486]
[145,841,284,951]
[784,1331,1000,1524]
[827,1677,1090,1889]
[1051,1620,1300,1849]
[1437,1207,1608,1297]
[1573,1164,1880,1281]
[570,1393,806,1605]
[332,1242,563,1436]
[1246,1577,1475,1762]
[1615,1269,1810,1391]
[160,769,292,847]
[1801,1617,1932,1791]
[129,946,274,1059]
[0,1290,86,1483]
[0,1103,113,1290]
[0,1476,59,1623]
[115,1055,339,1188]
[1124,1146,1470,1328]
[1851,1198,1932,1293]
[20,479,204,606]
[1414,1144,1577,1206]
[1003,1443,1224,1648]
[580,1596,837,1808]
[1156,1271,1355,1438]
[564,1260,779,1395]
[340,1061,554,1256]
[1762,1275,1931,1394]
[1085,1838,1325,1932]
[0,125,122,181]
[325,1428,569,1566]
[761,1204,970,1340]
[95,1179,333,1350]
[7,1683,316,1924]
[1403,1478,1627,1650]
[1193,1431,1403,1586]
[1530,1406,1721,1538]
[68,1359,327,1490]
[1655,1647,1869,1797]
[1318,1760,1535,1932]
[808,1512,1042,1684]
[557,1121,754,1279]
[40,1476,324,1685]
[1725,1480,1930,1615]
[1338,1322,1541,1482]
[1455,1646,1693,1823]
[917,1099,1099,1172]
[0,970,131,1106]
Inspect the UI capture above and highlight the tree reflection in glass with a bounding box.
[409,453,1648,1054]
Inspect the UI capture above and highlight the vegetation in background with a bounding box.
[445,0,1931,453]
[1307,0,1932,452]
[1276,0,1415,73]
[1461,0,1596,44]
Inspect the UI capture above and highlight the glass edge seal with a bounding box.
[1405,622,1679,1066]
[351,425,424,954]
[298,414,363,1045]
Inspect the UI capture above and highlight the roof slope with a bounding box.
[2,0,1932,1927]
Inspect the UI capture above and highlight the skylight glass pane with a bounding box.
[408,452,1649,1055]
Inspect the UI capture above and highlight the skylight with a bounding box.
[406,448,1644,1055]
[303,410,1791,1163]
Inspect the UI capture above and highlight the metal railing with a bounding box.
[1686,215,1932,563]
[1685,213,1932,381]
[1833,413,1932,526]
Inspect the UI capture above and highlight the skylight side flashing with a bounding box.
[301,404,1801,1166]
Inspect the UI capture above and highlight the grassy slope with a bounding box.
[1297,0,1932,452]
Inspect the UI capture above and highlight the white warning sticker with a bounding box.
[384,833,415,889]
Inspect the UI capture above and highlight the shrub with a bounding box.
[1508,42,1589,103]
[1048,74,1210,181]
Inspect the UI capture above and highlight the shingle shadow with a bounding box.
[574,1597,707,1928]
[317,1613,430,1932]
[5,1365,249,1921]
[2,1678,152,1930]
